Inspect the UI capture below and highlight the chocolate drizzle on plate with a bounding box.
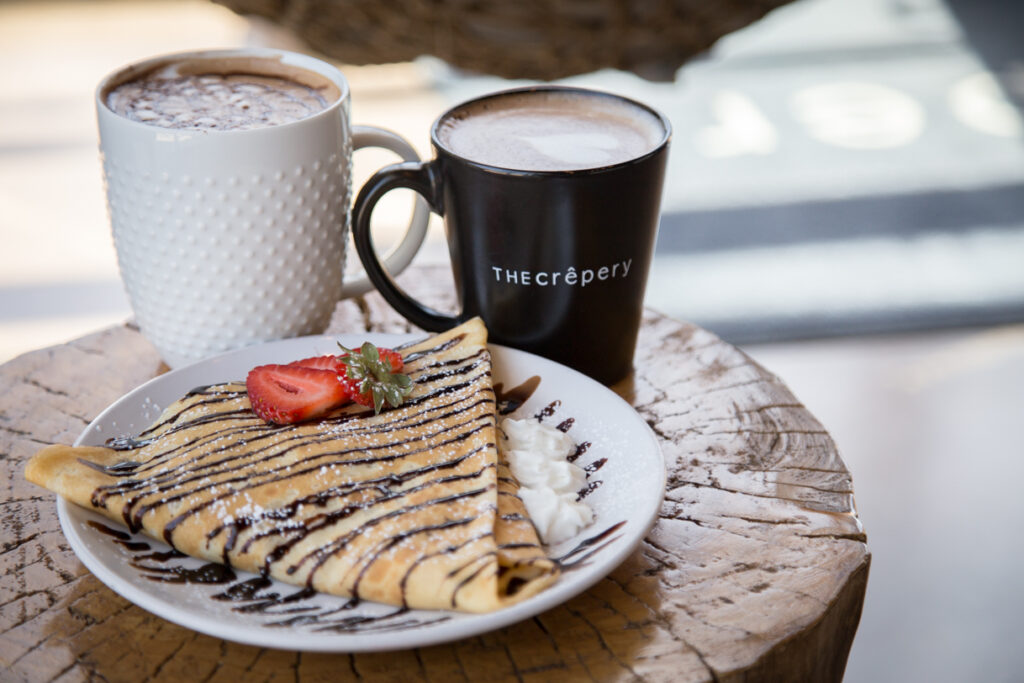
[554,521,627,569]
[535,400,560,421]
[87,511,623,629]
[567,441,590,463]
[140,560,237,585]
[88,519,451,631]
[493,375,541,415]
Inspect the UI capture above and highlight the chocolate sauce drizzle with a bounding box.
[493,376,541,415]
[555,521,627,569]
[89,519,451,631]
[85,513,624,631]
[535,401,561,421]
[79,333,625,632]
[568,441,590,463]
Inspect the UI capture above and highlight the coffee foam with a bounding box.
[436,90,665,172]
[104,55,342,132]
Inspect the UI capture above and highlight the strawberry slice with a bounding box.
[288,354,346,374]
[246,364,348,425]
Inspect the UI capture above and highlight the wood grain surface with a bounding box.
[0,267,868,682]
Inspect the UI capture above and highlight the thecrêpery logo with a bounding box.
[491,258,633,287]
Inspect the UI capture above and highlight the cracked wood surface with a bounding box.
[1,266,868,682]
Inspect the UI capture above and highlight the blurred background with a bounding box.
[1,0,1022,680]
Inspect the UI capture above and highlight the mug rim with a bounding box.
[95,47,351,135]
[429,85,672,177]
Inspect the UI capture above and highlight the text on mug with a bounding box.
[491,259,632,287]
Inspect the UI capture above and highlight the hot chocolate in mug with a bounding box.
[96,48,429,368]
[352,86,670,385]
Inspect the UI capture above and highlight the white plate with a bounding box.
[58,333,665,652]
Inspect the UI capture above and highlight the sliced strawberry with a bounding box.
[288,354,347,374]
[246,364,348,425]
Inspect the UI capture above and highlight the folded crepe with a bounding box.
[25,318,559,613]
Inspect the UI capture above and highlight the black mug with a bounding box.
[353,86,670,385]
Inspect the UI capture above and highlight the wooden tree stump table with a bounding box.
[1,266,868,682]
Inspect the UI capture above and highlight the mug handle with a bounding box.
[352,159,460,331]
[339,125,431,298]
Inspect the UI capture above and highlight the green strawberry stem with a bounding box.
[338,341,414,413]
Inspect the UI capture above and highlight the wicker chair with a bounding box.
[213,0,795,81]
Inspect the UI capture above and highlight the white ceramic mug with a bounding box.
[96,48,429,368]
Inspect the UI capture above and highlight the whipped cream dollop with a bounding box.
[498,418,594,545]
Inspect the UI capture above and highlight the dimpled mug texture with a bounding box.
[102,151,350,365]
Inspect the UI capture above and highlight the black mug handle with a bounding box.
[352,160,459,331]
